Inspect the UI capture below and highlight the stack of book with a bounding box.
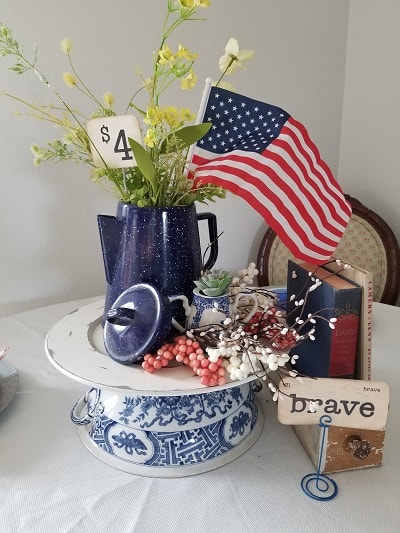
[285,259,384,473]
[286,259,363,379]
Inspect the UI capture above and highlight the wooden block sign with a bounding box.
[86,115,142,168]
[277,377,389,430]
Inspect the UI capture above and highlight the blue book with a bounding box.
[286,260,362,378]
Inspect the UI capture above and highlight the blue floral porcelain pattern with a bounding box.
[117,386,244,429]
[229,411,251,438]
[186,291,231,329]
[112,431,148,456]
[80,383,259,468]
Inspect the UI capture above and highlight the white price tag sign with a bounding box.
[86,115,142,168]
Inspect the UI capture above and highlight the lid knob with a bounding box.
[106,307,136,326]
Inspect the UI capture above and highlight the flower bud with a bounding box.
[61,38,73,53]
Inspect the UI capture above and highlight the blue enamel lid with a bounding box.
[103,282,172,364]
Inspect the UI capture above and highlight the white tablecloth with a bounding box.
[0,298,399,533]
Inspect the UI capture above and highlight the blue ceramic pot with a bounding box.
[70,381,264,476]
[98,203,218,327]
[186,289,231,330]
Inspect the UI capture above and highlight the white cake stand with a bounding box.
[45,299,265,477]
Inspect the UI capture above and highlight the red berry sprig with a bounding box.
[265,327,298,351]
[243,307,298,351]
[243,310,269,334]
[141,345,175,373]
[142,335,227,387]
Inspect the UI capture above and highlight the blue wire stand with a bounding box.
[301,415,339,501]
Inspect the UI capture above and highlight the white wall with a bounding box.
[340,1,400,305]
[0,0,349,317]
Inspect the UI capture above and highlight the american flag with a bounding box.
[190,86,351,263]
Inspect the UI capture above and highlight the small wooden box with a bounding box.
[289,262,386,473]
[292,424,386,473]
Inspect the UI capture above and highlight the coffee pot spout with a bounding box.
[97,215,125,284]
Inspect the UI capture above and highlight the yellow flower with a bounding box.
[144,77,154,90]
[219,37,255,75]
[62,72,76,87]
[144,128,157,148]
[61,38,73,54]
[178,0,196,8]
[30,144,46,165]
[178,0,209,7]
[164,106,180,128]
[177,44,197,61]
[1,2,251,208]
[158,44,175,64]
[103,92,115,107]
[179,107,195,122]
[181,69,197,90]
[144,106,165,126]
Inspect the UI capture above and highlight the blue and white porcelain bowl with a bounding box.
[71,381,263,477]
[46,299,265,478]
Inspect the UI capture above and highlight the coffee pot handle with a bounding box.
[197,212,218,271]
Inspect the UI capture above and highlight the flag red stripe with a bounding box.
[194,155,342,248]
[279,118,351,219]
[193,156,345,258]
[195,172,340,262]
[264,139,349,236]
[251,144,347,237]
[193,149,350,246]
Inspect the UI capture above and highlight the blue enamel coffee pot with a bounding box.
[97,203,218,361]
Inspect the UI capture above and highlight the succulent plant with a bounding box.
[194,269,233,297]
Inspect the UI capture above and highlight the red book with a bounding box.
[286,260,362,378]
[324,260,373,380]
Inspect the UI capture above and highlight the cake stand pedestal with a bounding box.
[45,299,264,478]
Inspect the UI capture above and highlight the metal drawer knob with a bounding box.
[344,435,371,460]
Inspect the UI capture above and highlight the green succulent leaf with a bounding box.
[201,287,228,297]
[217,278,232,293]
[195,269,232,296]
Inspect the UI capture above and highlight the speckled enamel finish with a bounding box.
[98,203,218,324]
